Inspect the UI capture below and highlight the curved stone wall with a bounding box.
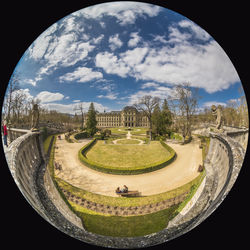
[4,129,246,248]
[6,132,48,218]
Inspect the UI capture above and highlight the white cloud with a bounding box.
[59,66,103,83]
[96,26,239,93]
[168,26,191,43]
[36,91,64,103]
[128,86,174,105]
[227,98,240,104]
[97,92,118,100]
[79,2,161,26]
[25,79,37,86]
[27,19,95,82]
[100,22,106,28]
[141,82,159,89]
[178,20,210,41]
[128,32,141,47]
[12,88,33,101]
[92,34,104,44]
[95,52,130,78]
[153,35,168,44]
[73,100,81,103]
[203,101,227,108]
[109,34,123,51]
[41,102,109,114]
[27,23,58,60]
[61,15,84,34]
[65,96,70,99]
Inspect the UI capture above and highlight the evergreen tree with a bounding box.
[86,102,97,136]
[162,99,172,130]
[152,99,173,137]
[152,103,163,136]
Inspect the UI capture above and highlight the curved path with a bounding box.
[54,135,202,197]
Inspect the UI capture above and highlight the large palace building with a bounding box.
[84,106,149,128]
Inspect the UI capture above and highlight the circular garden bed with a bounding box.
[78,139,176,175]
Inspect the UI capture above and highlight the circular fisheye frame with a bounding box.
[1,1,248,248]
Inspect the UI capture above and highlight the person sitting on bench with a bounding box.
[116,187,121,193]
[121,185,128,193]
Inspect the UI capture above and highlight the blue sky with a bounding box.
[10,1,243,114]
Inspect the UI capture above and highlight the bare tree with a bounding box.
[171,83,200,138]
[134,95,160,140]
[4,72,20,123]
[74,103,85,129]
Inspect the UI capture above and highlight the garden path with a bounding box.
[112,131,144,144]
[54,134,202,197]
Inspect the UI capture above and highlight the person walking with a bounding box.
[3,121,8,147]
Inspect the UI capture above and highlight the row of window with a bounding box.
[97,122,149,127]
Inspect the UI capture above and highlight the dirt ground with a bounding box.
[54,135,202,197]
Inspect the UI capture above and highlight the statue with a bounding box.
[31,103,39,132]
[211,105,222,130]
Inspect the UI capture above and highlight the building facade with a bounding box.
[84,106,149,128]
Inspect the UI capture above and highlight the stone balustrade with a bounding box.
[224,128,248,151]
[7,128,29,144]
[5,131,49,219]
[3,126,246,248]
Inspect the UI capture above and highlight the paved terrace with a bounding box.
[54,134,202,197]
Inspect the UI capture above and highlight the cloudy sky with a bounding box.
[10,1,242,114]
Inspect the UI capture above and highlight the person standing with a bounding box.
[3,121,8,147]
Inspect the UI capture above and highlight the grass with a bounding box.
[79,139,176,174]
[116,139,141,144]
[105,135,124,144]
[43,134,54,155]
[55,172,204,207]
[170,132,183,141]
[109,127,148,136]
[86,140,170,168]
[197,135,211,162]
[71,201,179,237]
[130,127,148,135]
[109,127,127,135]
[54,170,205,237]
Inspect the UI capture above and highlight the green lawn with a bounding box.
[116,139,141,144]
[71,202,179,237]
[43,135,54,155]
[109,127,127,135]
[86,140,170,168]
[55,169,205,237]
[109,127,148,136]
[130,127,148,135]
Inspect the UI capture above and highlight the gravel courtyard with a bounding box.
[54,134,202,197]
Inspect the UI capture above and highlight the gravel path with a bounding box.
[55,135,202,197]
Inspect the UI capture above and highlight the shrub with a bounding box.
[103,129,111,136]
[94,134,105,140]
[41,127,48,142]
[74,131,89,140]
[78,140,176,175]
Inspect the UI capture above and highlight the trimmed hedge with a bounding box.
[78,139,176,175]
[74,131,89,140]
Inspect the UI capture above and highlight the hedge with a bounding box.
[78,139,176,175]
[74,131,89,140]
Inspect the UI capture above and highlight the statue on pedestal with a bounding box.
[211,105,223,131]
[31,103,39,132]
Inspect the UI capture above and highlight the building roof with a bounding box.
[123,106,137,112]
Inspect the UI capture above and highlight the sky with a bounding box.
[7,1,243,114]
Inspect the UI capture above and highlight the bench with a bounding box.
[116,191,140,197]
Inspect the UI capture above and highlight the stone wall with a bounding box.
[4,127,246,248]
[224,129,248,151]
[5,131,48,219]
[8,128,29,144]
[43,167,83,229]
